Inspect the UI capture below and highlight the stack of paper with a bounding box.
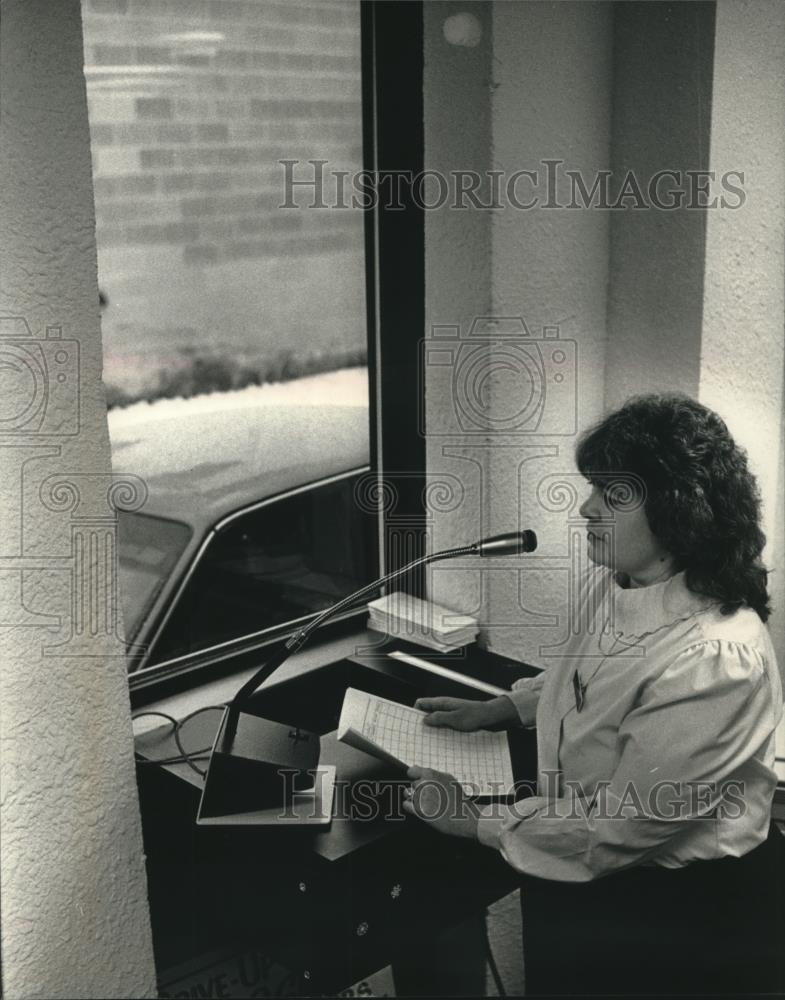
[367,592,478,651]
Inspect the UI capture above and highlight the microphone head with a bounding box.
[520,529,537,553]
[477,530,538,556]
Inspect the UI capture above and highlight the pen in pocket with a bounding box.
[572,669,586,712]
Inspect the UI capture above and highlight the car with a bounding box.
[109,390,373,673]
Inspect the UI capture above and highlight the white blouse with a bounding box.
[477,567,783,882]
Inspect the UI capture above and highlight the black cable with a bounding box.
[172,705,227,776]
[178,705,227,726]
[132,706,226,778]
[483,915,507,997]
[133,710,204,775]
[135,752,212,767]
[132,709,179,729]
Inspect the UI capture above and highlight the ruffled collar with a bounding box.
[608,569,716,640]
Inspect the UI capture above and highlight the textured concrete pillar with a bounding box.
[699,0,785,676]
[0,0,157,995]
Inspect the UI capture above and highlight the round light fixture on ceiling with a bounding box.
[443,13,482,48]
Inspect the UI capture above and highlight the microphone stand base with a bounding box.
[198,706,320,821]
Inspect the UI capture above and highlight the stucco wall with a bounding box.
[423,1,494,622]
[605,1,715,410]
[424,1,785,988]
[425,0,784,672]
[0,1,157,996]
[424,9,613,981]
[699,0,785,678]
[425,2,614,665]
[486,1,613,665]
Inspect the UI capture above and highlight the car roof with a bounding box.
[110,400,370,534]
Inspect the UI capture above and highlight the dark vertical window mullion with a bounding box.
[360,1,383,581]
[362,0,426,596]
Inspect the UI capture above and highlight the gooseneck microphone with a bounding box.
[474,530,538,557]
[200,529,537,819]
[225,529,538,737]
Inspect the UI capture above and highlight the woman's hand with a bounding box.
[402,766,480,839]
[414,695,518,732]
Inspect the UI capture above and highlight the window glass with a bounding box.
[116,511,192,641]
[152,472,375,661]
[82,0,366,406]
[80,0,371,669]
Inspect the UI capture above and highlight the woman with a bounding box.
[402,394,784,996]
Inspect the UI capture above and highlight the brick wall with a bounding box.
[82,0,367,396]
[84,0,363,265]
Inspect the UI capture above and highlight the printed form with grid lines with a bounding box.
[337,688,514,799]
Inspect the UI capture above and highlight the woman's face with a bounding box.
[579,481,674,585]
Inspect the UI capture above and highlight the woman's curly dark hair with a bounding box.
[576,393,771,621]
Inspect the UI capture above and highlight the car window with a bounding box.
[117,511,192,643]
[150,471,374,663]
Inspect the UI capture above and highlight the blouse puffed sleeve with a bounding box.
[504,671,545,727]
[477,639,779,881]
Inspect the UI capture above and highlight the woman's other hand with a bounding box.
[413,695,518,731]
[403,766,480,839]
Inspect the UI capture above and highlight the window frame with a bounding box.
[126,0,428,705]
[362,0,427,594]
